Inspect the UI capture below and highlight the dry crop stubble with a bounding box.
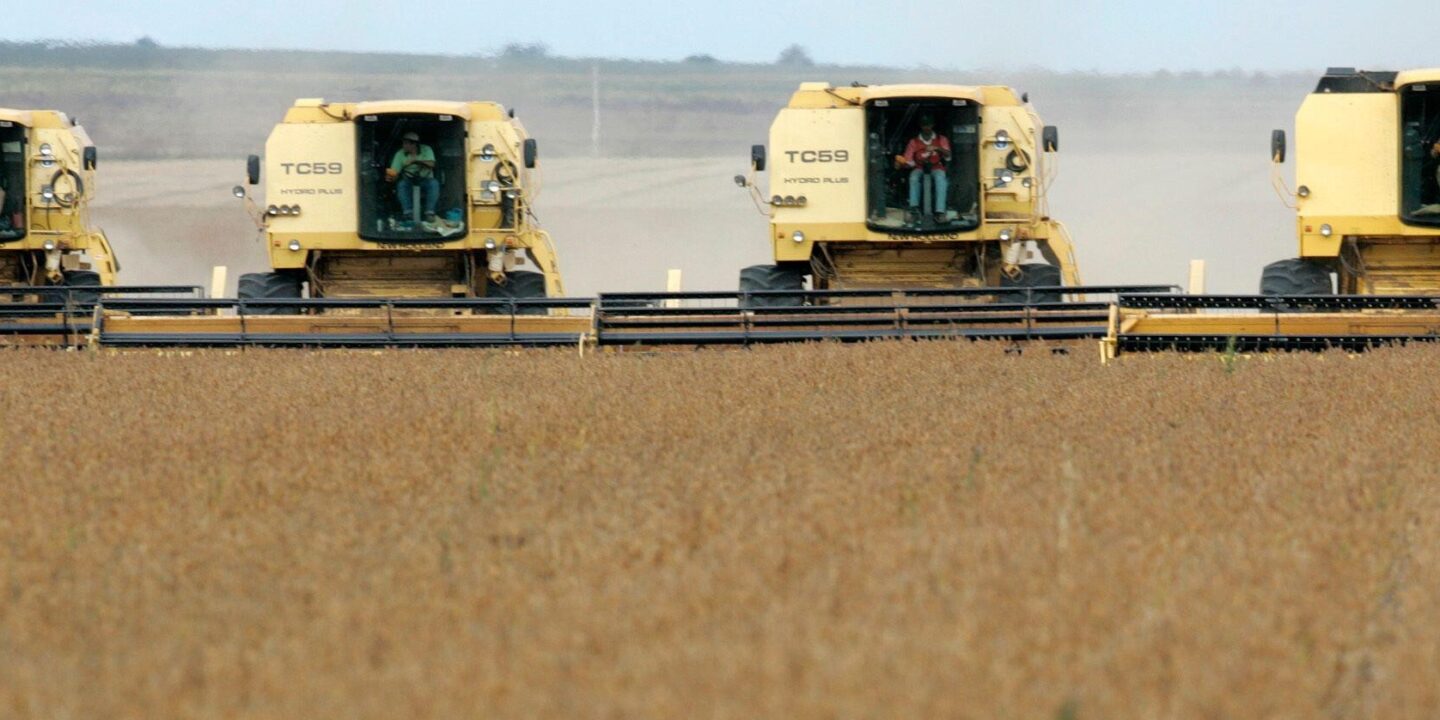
[1,342,1439,718]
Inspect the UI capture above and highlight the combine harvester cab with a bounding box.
[236,99,566,305]
[747,82,1079,294]
[598,83,1175,346]
[0,108,134,344]
[94,99,593,348]
[1108,68,1440,355]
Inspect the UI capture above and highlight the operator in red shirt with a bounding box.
[899,116,952,225]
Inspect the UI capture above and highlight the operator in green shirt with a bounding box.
[387,131,438,221]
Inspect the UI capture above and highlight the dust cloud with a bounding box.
[93,158,765,297]
[94,150,1295,297]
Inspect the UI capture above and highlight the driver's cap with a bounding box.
[402,131,420,142]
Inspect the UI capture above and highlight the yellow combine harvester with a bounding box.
[0,108,117,292]
[587,80,1180,347]
[595,83,1175,347]
[735,82,1080,301]
[1107,67,1440,355]
[1261,67,1440,295]
[233,99,564,311]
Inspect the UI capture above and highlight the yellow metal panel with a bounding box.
[1298,230,1342,257]
[1295,93,1397,220]
[464,102,510,121]
[1119,310,1440,338]
[100,314,593,336]
[980,106,1038,211]
[26,127,94,239]
[768,107,866,226]
[18,110,73,130]
[265,122,358,237]
[468,118,528,212]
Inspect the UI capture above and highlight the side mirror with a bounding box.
[246,154,261,185]
[232,185,246,199]
[1271,129,1286,164]
[83,146,98,170]
[733,174,747,188]
[751,144,766,172]
[523,139,538,169]
[1042,126,1059,153]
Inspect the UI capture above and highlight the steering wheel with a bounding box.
[400,160,430,180]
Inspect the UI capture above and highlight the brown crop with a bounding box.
[2,342,1438,719]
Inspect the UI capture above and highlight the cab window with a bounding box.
[1401,83,1440,226]
[865,99,980,233]
[356,114,467,241]
[0,123,25,240]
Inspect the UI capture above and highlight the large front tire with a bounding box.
[237,272,303,315]
[485,270,547,315]
[739,264,806,308]
[40,270,102,307]
[998,263,1063,304]
[1259,259,1332,295]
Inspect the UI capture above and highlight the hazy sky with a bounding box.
[4,0,1435,72]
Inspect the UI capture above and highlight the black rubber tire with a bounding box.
[1259,258,1332,295]
[64,270,102,307]
[63,270,101,286]
[485,270,548,315]
[43,270,102,307]
[739,264,806,308]
[998,263,1063,304]
[237,272,303,315]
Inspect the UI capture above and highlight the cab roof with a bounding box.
[787,82,1022,108]
[351,100,474,119]
[1397,69,1440,88]
[284,99,511,122]
[0,108,34,127]
[1311,68,1440,93]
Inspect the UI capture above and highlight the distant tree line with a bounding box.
[0,38,1309,87]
